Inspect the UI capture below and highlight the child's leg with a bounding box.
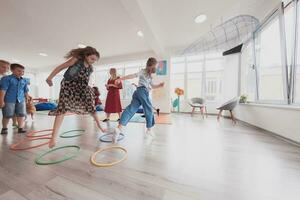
[117,112,121,119]
[31,113,34,120]
[17,117,25,129]
[118,92,141,128]
[12,116,17,126]
[91,112,105,132]
[140,95,155,129]
[103,113,111,122]
[49,114,65,148]
[15,102,27,133]
[2,103,15,134]
[2,118,10,129]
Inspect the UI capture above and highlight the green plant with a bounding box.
[239,94,247,103]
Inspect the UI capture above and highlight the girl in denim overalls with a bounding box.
[113,57,164,143]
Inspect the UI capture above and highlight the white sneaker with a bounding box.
[112,127,122,143]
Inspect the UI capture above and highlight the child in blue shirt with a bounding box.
[0,63,29,134]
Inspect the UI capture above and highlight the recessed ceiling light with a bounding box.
[194,14,207,24]
[38,53,48,57]
[137,30,144,37]
[78,43,86,48]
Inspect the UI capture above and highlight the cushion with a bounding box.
[35,102,57,111]
[96,105,104,112]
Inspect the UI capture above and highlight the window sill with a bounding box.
[238,102,300,111]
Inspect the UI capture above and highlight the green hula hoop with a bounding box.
[35,145,80,165]
[59,129,85,138]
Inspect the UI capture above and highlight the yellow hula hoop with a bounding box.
[90,146,128,167]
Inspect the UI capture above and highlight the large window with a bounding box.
[24,72,37,98]
[186,55,203,99]
[124,65,140,99]
[170,53,224,103]
[294,1,300,102]
[51,74,63,100]
[241,41,256,101]
[94,69,109,100]
[285,2,295,71]
[254,12,286,102]
[90,61,145,101]
[205,58,223,101]
[170,57,185,101]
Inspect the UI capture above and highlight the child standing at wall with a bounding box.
[46,46,106,148]
[113,57,164,143]
[0,64,29,134]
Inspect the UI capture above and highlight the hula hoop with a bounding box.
[99,132,125,143]
[27,129,53,138]
[90,146,127,167]
[35,145,80,165]
[59,129,85,138]
[10,137,51,151]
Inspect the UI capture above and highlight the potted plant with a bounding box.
[239,94,247,103]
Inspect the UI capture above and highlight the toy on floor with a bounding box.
[35,102,57,111]
[26,95,36,120]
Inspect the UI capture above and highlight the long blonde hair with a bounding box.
[109,68,117,80]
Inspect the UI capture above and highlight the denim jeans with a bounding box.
[120,87,155,128]
[2,102,26,118]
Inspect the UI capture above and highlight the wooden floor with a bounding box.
[0,113,300,200]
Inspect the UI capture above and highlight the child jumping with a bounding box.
[46,46,106,148]
[113,57,164,143]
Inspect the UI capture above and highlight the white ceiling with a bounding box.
[0,0,279,71]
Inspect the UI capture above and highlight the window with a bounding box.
[170,57,185,100]
[186,55,203,99]
[295,1,300,103]
[254,13,286,102]
[170,54,224,104]
[285,3,295,72]
[241,41,256,101]
[124,66,140,99]
[205,57,224,101]
[94,70,109,100]
[24,72,37,98]
[52,75,63,100]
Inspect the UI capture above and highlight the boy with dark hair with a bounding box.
[0,63,29,134]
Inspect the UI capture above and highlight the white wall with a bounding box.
[235,104,300,143]
[152,60,171,113]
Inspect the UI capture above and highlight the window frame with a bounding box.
[252,3,289,104]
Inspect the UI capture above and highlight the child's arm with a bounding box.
[0,90,5,108]
[151,82,165,89]
[0,77,8,107]
[46,57,78,86]
[115,73,138,84]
